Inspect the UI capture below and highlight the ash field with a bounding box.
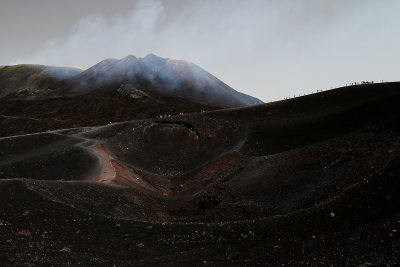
[0,54,399,266]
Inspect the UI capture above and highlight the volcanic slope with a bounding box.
[1,82,399,265]
[0,64,81,99]
[0,95,219,138]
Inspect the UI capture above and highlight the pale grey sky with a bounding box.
[1,0,399,101]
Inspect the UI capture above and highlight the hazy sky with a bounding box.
[1,0,399,101]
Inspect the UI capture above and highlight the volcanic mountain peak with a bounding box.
[142,53,167,66]
[74,54,263,107]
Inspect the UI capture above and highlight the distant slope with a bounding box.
[0,64,82,99]
[0,95,219,138]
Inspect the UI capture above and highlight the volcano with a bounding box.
[0,57,399,266]
[71,54,263,107]
[0,54,262,108]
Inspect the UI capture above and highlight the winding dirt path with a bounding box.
[88,144,117,183]
[86,143,163,195]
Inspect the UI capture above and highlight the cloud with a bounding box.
[14,0,400,101]
[22,0,164,67]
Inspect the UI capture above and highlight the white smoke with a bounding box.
[12,0,400,101]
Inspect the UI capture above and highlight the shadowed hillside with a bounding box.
[0,95,219,138]
[0,64,81,99]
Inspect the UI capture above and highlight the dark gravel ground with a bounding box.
[0,154,398,266]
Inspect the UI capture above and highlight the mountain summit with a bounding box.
[71,54,263,107]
